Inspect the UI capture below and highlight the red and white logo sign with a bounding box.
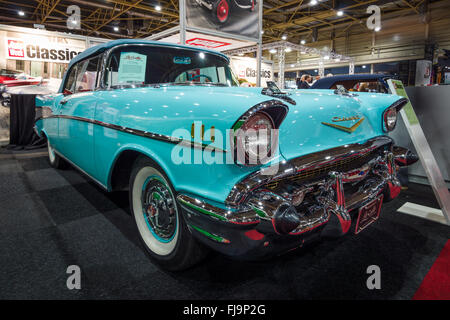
[186,38,231,49]
[7,39,25,58]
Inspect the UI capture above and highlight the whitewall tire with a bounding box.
[129,156,207,270]
[47,141,65,169]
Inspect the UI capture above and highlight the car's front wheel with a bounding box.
[130,157,207,270]
[47,141,66,169]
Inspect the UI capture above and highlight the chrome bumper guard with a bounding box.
[177,136,418,238]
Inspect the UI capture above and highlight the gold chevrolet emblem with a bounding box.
[322,115,365,133]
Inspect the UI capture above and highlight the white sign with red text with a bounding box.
[5,37,84,63]
[230,56,273,87]
[158,32,254,52]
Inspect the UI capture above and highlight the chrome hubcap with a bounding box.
[142,177,177,241]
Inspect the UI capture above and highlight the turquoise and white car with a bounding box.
[35,39,418,270]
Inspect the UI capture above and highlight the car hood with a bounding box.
[97,86,403,161]
[278,90,403,160]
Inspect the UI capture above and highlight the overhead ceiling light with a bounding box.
[314,69,318,72]
[269,48,277,54]
[199,52,205,59]
[71,20,77,24]
[310,0,318,5]
[18,10,25,16]
[337,10,344,16]
[290,64,295,67]
[238,53,244,56]
[155,5,162,11]
[285,47,292,52]
[300,51,306,54]
[324,55,330,60]
[281,35,287,40]
[362,65,367,68]
[375,26,381,32]
[300,40,306,45]
[335,58,341,62]
[113,26,119,32]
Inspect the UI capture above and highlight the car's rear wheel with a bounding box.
[47,141,66,169]
[212,0,230,24]
[130,156,207,270]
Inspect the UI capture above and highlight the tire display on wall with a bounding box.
[212,0,230,24]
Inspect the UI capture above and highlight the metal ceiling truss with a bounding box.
[0,0,179,38]
[223,40,353,64]
[0,0,446,44]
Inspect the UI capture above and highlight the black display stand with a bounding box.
[3,94,46,150]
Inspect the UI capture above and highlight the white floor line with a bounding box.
[397,202,448,225]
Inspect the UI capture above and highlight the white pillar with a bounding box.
[256,0,263,87]
[319,59,324,77]
[180,0,186,44]
[278,47,285,89]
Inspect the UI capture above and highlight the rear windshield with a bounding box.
[104,45,239,88]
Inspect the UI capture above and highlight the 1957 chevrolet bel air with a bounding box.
[35,39,418,270]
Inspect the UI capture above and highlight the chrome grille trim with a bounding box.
[225,136,393,206]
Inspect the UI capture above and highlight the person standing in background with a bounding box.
[298,74,311,89]
[312,75,321,85]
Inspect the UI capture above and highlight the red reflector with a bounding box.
[245,229,265,241]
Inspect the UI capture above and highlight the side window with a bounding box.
[63,65,78,94]
[74,56,100,92]
[105,54,119,87]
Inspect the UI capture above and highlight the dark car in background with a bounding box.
[311,74,396,93]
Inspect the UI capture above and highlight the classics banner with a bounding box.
[6,37,84,63]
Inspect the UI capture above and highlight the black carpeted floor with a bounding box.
[0,147,449,299]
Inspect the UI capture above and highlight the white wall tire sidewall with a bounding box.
[132,166,179,257]
[48,142,56,164]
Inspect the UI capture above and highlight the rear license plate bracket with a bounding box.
[355,195,384,234]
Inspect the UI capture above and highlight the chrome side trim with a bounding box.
[226,136,393,206]
[177,194,260,225]
[53,149,108,190]
[40,114,228,153]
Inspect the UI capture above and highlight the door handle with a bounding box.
[60,100,68,105]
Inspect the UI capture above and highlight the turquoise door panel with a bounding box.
[57,92,97,175]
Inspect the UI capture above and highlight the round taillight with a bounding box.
[235,112,274,165]
[384,107,397,131]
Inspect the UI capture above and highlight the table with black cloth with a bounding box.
[3,94,46,150]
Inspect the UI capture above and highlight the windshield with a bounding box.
[105,45,239,88]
